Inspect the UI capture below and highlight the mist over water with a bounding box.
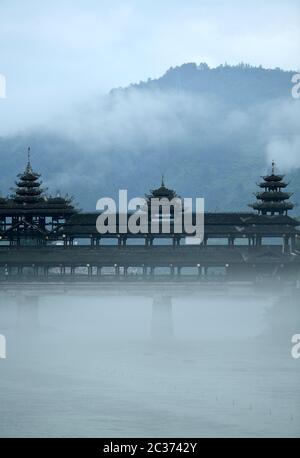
[0,289,299,438]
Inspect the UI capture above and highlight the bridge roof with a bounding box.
[57,212,300,237]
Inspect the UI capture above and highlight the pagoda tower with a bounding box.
[146,176,179,205]
[12,147,46,207]
[0,193,7,231]
[6,148,76,244]
[250,161,294,215]
[144,176,183,217]
[143,176,182,245]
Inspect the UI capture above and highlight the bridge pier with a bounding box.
[16,295,40,330]
[151,295,173,339]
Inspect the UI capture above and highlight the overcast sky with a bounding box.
[0,0,300,134]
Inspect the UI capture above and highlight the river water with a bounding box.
[0,293,299,437]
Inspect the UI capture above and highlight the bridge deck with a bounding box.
[0,245,298,267]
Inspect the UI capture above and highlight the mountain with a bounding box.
[114,62,294,106]
[0,63,299,212]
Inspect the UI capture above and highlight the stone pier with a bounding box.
[151,295,173,339]
[16,295,40,330]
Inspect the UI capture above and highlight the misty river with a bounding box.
[0,292,299,438]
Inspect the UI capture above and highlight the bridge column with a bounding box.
[172,237,181,247]
[17,295,40,330]
[87,265,93,277]
[291,235,296,252]
[147,237,154,247]
[228,237,235,248]
[151,295,173,339]
[97,266,102,276]
[197,264,201,278]
[249,237,255,248]
[114,265,120,277]
[283,235,290,254]
[60,266,66,276]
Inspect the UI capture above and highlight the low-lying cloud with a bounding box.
[1,71,300,211]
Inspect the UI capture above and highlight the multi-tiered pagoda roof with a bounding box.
[144,176,182,219]
[250,161,294,215]
[146,176,179,201]
[12,148,46,206]
[1,147,77,218]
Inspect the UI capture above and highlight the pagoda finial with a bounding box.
[272,159,275,175]
[161,174,165,187]
[26,146,32,172]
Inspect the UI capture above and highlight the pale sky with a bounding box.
[0,0,300,133]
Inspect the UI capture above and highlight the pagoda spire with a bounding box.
[27,146,31,166]
[26,146,34,173]
[272,159,275,175]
